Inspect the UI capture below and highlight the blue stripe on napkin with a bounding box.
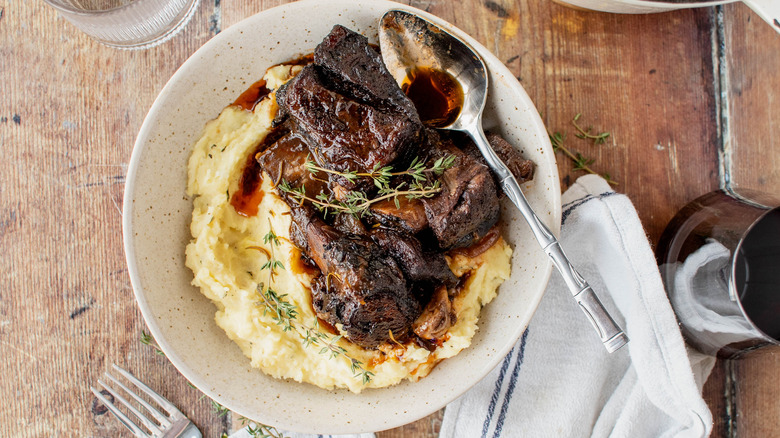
[480,329,529,438]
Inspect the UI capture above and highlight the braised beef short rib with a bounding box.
[286,206,418,348]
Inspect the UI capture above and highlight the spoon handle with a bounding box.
[466,124,629,353]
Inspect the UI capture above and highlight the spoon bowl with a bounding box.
[379,9,629,353]
[379,11,486,130]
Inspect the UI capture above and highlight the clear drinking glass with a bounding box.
[656,190,780,358]
[43,0,201,49]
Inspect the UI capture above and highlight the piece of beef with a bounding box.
[289,219,309,253]
[371,228,457,289]
[291,206,421,348]
[256,126,330,254]
[314,25,419,121]
[485,133,534,184]
[332,212,366,235]
[277,65,422,190]
[368,197,429,234]
[412,286,455,342]
[421,131,501,249]
[277,25,425,191]
[457,131,535,187]
[256,127,328,200]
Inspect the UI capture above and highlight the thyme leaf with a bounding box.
[139,330,165,356]
[303,154,456,199]
[278,179,441,218]
[572,113,611,144]
[238,416,291,438]
[211,400,230,418]
[549,116,618,186]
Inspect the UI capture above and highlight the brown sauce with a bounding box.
[230,119,304,218]
[317,318,338,335]
[232,54,314,112]
[232,79,271,112]
[230,153,265,217]
[289,248,320,277]
[401,67,463,128]
[453,272,473,296]
[368,355,385,368]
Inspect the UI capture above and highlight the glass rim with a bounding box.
[43,0,155,16]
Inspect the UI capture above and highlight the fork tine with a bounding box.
[104,370,170,426]
[97,378,163,436]
[91,386,152,438]
[112,364,183,416]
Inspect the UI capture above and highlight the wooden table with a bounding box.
[1,0,778,436]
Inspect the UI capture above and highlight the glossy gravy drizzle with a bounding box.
[401,67,464,128]
[232,79,271,112]
[230,153,265,217]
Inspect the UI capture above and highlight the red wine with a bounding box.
[733,208,780,341]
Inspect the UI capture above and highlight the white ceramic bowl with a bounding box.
[123,0,560,433]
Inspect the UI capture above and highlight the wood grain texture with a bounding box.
[722,2,780,193]
[733,346,780,437]
[0,0,778,436]
[702,361,730,436]
[719,3,780,438]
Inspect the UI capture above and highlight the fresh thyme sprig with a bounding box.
[549,131,617,185]
[208,396,286,437]
[254,226,374,384]
[256,226,296,332]
[212,409,291,438]
[304,154,456,192]
[140,330,165,356]
[549,113,617,186]
[238,416,290,438]
[211,400,230,418]
[278,179,442,217]
[243,424,287,438]
[571,113,610,144]
[287,155,455,217]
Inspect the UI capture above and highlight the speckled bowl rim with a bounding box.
[123,0,561,433]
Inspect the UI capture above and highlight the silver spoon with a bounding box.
[379,10,629,353]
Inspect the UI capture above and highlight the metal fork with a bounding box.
[91,364,203,438]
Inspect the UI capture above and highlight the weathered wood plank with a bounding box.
[535,4,721,244]
[702,361,729,436]
[375,408,442,438]
[722,3,780,193]
[721,3,780,438]
[733,347,780,437]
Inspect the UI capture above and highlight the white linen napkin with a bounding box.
[231,174,715,438]
[439,174,715,438]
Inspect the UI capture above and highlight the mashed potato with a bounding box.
[185,65,512,393]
